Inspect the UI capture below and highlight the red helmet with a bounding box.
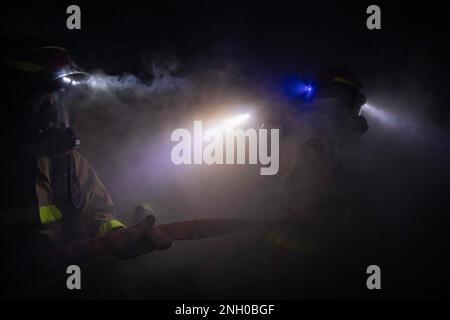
[1,36,86,156]
[1,35,88,98]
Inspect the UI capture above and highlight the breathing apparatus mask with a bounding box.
[23,75,84,158]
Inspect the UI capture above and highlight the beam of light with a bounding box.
[85,74,141,91]
[359,103,448,149]
[86,75,109,89]
[360,103,426,138]
[216,113,251,131]
[360,103,399,128]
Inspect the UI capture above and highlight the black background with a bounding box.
[2,1,450,299]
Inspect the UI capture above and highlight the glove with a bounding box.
[134,203,172,250]
[109,209,172,260]
[135,204,172,251]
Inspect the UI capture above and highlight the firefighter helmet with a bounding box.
[1,35,88,95]
[316,67,367,109]
[1,36,86,157]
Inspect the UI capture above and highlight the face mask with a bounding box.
[26,88,71,131]
[23,88,79,158]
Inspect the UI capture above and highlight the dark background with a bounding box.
[2,1,449,124]
[2,1,450,299]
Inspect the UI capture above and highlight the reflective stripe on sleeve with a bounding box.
[39,205,63,224]
[96,219,126,237]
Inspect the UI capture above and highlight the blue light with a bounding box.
[304,84,314,100]
[282,75,314,100]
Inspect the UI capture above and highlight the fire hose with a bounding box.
[28,218,284,273]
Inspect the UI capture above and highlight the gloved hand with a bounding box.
[109,209,172,260]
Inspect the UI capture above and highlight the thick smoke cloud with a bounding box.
[60,54,301,298]
[61,51,450,299]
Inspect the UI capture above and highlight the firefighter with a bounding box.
[265,68,368,265]
[0,36,168,296]
[256,68,369,296]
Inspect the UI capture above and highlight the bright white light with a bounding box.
[361,103,424,136]
[62,76,72,84]
[217,113,250,131]
[86,75,109,90]
[62,76,79,86]
[360,103,396,127]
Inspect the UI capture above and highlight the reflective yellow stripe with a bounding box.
[2,59,44,72]
[39,205,63,224]
[331,76,359,90]
[97,219,126,237]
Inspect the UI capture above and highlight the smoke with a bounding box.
[62,57,294,299]
[61,51,450,299]
[68,70,191,220]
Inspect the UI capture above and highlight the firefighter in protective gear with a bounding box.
[0,37,166,295]
[271,68,369,253]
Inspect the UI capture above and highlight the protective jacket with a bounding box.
[0,146,124,254]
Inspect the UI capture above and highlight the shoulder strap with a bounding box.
[50,154,74,216]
